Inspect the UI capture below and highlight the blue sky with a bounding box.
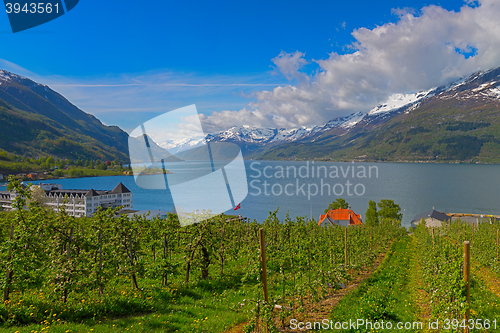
[0,0,495,135]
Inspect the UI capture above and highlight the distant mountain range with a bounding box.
[0,70,129,162]
[161,67,500,163]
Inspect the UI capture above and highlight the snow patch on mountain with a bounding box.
[367,88,436,116]
[340,112,365,129]
[472,82,497,92]
[271,127,313,142]
[0,70,15,82]
[484,87,500,98]
[214,126,276,142]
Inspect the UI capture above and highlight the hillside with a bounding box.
[0,70,129,162]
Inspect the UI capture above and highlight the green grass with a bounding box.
[469,275,500,326]
[328,236,418,332]
[0,273,253,333]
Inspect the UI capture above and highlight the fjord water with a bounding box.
[11,161,500,228]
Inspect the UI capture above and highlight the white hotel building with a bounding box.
[0,182,133,217]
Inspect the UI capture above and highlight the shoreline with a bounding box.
[243,158,500,165]
[0,172,134,184]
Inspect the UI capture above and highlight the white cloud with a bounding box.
[271,51,309,82]
[200,0,500,132]
[391,7,416,17]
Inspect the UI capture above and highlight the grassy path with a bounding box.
[325,236,420,332]
[469,261,500,330]
[407,235,432,332]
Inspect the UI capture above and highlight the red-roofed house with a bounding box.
[318,208,363,227]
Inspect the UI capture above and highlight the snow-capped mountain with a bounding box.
[158,66,500,158]
[0,69,20,82]
[154,112,367,154]
[204,112,366,148]
[158,136,206,155]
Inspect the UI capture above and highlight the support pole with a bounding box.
[345,227,348,268]
[259,228,269,303]
[464,241,470,333]
[432,228,435,249]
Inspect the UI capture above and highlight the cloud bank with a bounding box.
[200,0,500,133]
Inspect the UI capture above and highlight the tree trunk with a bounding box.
[3,225,14,302]
[63,227,74,303]
[201,246,210,280]
[99,232,104,295]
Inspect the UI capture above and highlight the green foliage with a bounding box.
[377,199,402,221]
[96,162,107,170]
[407,126,431,135]
[0,187,405,330]
[365,200,379,226]
[445,121,490,132]
[438,135,486,160]
[324,197,349,214]
[0,151,12,161]
[413,224,466,322]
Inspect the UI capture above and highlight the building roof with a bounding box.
[411,209,450,223]
[46,189,88,198]
[111,182,131,194]
[2,183,130,199]
[318,208,363,226]
[85,189,100,197]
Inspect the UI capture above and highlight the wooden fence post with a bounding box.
[63,227,74,303]
[3,225,14,302]
[99,232,104,295]
[471,223,474,244]
[259,228,269,303]
[432,228,435,249]
[464,241,470,333]
[497,230,499,260]
[345,227,348,268]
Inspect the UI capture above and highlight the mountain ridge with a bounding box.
[160,66,500,163]
[0,70,130,162]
